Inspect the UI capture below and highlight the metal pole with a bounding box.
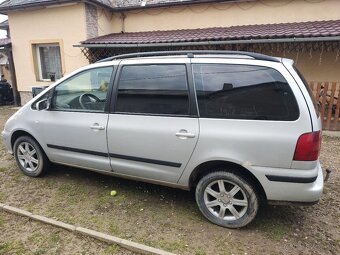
[6,46,20,106]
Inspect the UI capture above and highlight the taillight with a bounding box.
[293,131,322,161]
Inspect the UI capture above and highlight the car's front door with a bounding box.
[107,60,199,183]
[38,66,115,171]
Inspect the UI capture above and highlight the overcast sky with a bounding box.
[0,0,7,38]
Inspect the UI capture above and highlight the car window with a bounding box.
[52,66,114,112]
[193,64,299,121]
[114,64,190,116]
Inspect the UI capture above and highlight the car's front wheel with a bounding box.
[13,136,49,177]
[196,171,259,228]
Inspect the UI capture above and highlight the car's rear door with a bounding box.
[107,58,199,183]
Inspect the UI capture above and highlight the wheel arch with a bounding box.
[11,130,38,148]
[10,130,49,161]
[189,160,267,201]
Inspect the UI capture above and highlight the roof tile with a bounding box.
[81,20,340,45]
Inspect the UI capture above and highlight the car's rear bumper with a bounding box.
[1,129,13,154]
[251,162,323,203]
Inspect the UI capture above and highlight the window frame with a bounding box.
[110,63,198,118]
[48,65,116,114]
[35,43,62,82]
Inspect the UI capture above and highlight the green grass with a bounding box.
[96,190,114,207]
[143,238,189,253]
[50,233,61,245]
[0,167,8,173]
[0,215,4,228]
[0,191,7,202]
[104,244,120,254]
[0,241,26,255]
[108,222,123,236]
[255,218,289,241]
[27,231,62,253]
[57,183,90,204]
[195,249,207,255]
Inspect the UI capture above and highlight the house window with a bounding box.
[35,44,62,81]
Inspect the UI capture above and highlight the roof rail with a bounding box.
[96,50,280,63]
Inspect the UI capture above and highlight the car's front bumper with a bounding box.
[1,129,13,154]
[251,162,323,203]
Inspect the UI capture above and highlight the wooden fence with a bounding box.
[309,82,340,131]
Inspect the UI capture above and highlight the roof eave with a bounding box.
[76,36,340,48]
[0,0,114,14]
[112,0,237,12]
[0,0,240,13]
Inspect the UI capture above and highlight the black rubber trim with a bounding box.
[266,175,317,183]
[47,144,108,157]
[109,153,181,168]
[46,144,181,168]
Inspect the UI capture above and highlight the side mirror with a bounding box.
[36,98,49,111]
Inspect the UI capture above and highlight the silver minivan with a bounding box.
[1,51,323,228]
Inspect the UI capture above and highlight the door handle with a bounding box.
[176,129,195,139]
[90,123,105,131]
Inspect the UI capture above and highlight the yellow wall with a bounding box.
[292,52,340,83]
[8,3,88,92]
[97,7,116,36]
[260,51,340,82]
[115,0,340,33]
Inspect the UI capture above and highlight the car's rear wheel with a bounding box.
[13,136,49,177]
[195,171,259,228]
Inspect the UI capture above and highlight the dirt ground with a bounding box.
[0,106,339,255]
[0,211,133,255]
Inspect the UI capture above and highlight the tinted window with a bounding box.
[193,64,299,121]
[115,65,190,115]
[52,67,113,112]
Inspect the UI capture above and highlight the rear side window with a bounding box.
[115,65,190,116]
[193,64,299,121]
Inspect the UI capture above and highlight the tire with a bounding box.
[13,136,49,177]
[195,171,259,228]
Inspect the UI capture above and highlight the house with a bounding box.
[0,0,339,105]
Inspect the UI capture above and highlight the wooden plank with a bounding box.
[326,82,336,130]
[320,82,329,124]
[315,82,322,104]
[333,82,340,130]
[309,81,315,97]
[315,82,322,120]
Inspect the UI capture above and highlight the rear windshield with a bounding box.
[193,64,299,121]
[293,66,319,117]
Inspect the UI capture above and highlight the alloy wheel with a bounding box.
[17,142,39,172]
[203,179,248,221]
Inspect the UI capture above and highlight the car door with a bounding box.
[38,65,115,171]
[107,59,199,183]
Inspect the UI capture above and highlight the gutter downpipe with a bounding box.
[74,36,340,48]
